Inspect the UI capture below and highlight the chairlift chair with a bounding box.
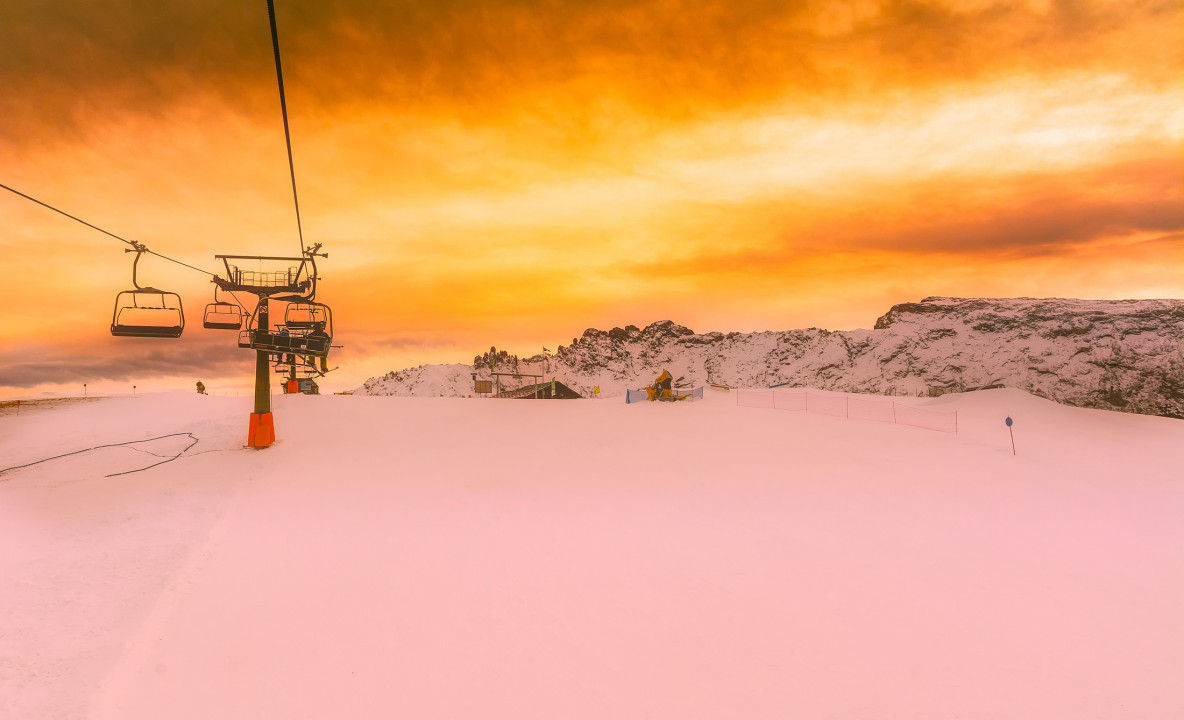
[203,301,244,330]
[273,354,322,377]
[203,287,244,330]
[110,245,184,338]
[283,300,329,330]
[241,300,334,358]
[111,289,185,338]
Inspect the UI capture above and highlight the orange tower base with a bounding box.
[247,412,275,448]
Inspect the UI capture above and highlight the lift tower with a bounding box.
[212,245,331,447]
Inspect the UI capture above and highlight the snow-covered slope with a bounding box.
[356,297,1184,416]
[4,390,1184,718]
[357,363,474,398]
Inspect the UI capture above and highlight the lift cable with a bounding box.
[0,181,256,317]
[0,181,215,278]
[266,0,306,257]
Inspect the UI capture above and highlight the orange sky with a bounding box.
[1,0,1181,397]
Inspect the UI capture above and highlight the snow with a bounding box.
[357,363,476,398]
[2,389,1182,719]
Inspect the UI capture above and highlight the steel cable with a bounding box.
[0,182,215,277]
[266,0,306,257]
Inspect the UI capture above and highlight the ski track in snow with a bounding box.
[1,389,1182,719]
[87,478,246,719]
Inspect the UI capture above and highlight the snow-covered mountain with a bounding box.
[356,297,1184,417]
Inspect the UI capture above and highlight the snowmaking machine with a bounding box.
[644,370,694,402]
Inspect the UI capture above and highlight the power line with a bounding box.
[0,181,214,277]
[266,0,306,257]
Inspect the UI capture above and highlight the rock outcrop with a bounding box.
[356,297,1184,417]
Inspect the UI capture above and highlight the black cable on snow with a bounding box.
[266,0,306,257]
[0,432,200,478]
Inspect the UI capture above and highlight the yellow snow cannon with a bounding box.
[644,370,692,401]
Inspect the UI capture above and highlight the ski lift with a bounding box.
[240,298,334,358]
[273,352,325,382]
[284,300,329,330]
[110,244,184,338]
[203,289,244,330]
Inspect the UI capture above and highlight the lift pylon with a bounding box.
[211,245,330,448]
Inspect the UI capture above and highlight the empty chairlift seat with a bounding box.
[110,245,184,339]
[203,301,244,330]
[110,289,184,338]
[284,301,329,330]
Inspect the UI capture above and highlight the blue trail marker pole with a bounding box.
[1005,416,1015,455]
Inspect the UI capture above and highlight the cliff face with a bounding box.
[356,297,1184,417]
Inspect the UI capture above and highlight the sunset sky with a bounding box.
[1,0,1181,397]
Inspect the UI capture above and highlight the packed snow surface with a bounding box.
[2,389,1182,719]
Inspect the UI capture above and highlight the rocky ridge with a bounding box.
[356,297,1184,417]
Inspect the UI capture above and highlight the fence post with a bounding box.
[845,396,849,419]
[955,411,958,435]
[805,392,808,413]
[892,402,897,424]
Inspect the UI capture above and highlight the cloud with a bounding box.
[618,154,1184,277]
[337,332,462,356]
[831,156,1184,258]
[2,0,1180,147]
[0,332,253,388]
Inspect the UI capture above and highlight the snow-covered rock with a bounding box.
[355,297,1184,416]
[357,363,475,398]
